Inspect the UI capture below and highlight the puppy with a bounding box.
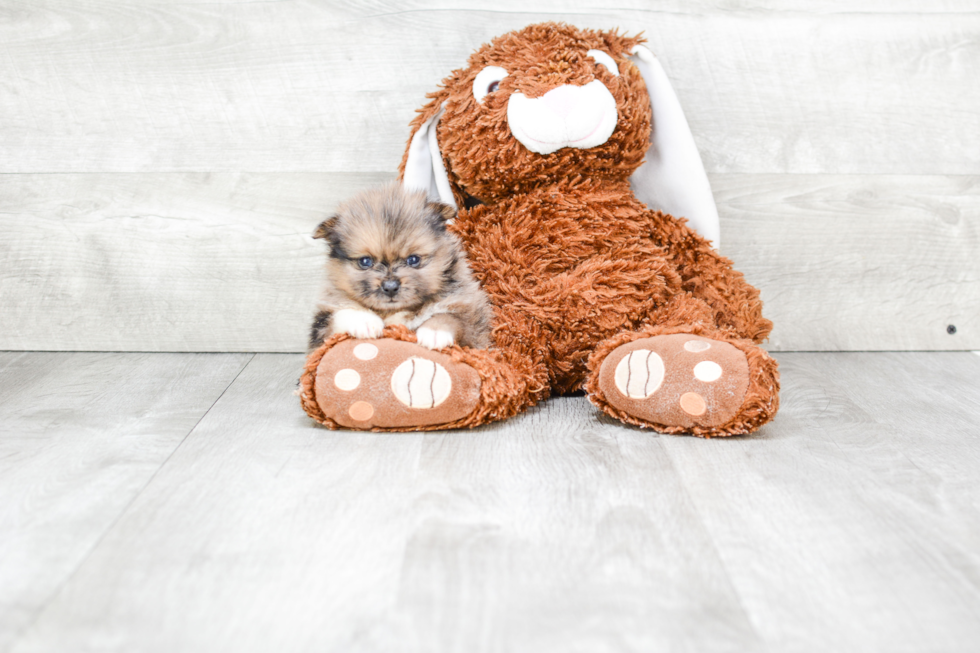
[309,182,493,351]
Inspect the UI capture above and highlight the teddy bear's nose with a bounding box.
[507,81,618,155]
[541,85,577,118]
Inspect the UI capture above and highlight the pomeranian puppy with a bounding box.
[308,182,493,351]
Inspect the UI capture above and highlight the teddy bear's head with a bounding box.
[400,22,723,246]
[402,23,650,204]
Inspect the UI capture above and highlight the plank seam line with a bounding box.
[656,439,767,645]
[7,352,256,649]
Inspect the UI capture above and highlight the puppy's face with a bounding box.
[315,184,458,313]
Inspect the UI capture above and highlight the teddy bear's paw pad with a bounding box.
[314,339,481,429]
[598,334,749,429]
[390,357,453,408]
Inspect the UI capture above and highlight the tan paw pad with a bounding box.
[684,339,712,353]
[390,357,452,409]
[348,401,374,421]
[613,349,665,398]
[679,392,706,416]
[334,368,361,391]
[353,343,379,360]
[693,361,722,382]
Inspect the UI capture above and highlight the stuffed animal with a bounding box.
[300,22,779,436]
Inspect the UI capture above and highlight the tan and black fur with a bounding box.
[309,182,492,350]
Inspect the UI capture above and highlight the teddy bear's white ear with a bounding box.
[401,103,457,210]
[628,46,720,248]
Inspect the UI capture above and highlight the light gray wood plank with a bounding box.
[1,172,976,352]
[0,352,251,653]
[658,352,980,651]
[9,354,762,653]
[717,174,980,351]
[1,2,978,174]
[0,172,391,352]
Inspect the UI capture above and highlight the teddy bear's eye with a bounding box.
[587,49,619,77]
[357,256,374,269]
[473,66,508,103]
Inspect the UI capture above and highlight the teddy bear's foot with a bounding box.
[593,333,755,435]
[311,338,482,429]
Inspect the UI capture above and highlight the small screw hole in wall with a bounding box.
[947,324,957,335]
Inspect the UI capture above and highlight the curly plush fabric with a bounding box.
[301,22,779,436]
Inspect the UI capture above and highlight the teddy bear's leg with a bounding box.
[654,212,774,344]
[300,315,549,431]
[584,295,779,437]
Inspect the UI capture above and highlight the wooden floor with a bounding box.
[1,351,979,652]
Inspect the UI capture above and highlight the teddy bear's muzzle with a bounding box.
[506,80,618,155]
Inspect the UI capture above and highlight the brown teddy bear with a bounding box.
[300,23,779,436]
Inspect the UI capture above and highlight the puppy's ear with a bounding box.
[313,215,350,260]
[426,201,456,230]
[312,215,339,240]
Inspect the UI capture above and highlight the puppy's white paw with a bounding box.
[333,309,385,339]
[416,326,455,350]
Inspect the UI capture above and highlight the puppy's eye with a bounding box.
[406,255,421,268]
[357,256,374,269]
[473,66,508,103]
[587,49,619,77]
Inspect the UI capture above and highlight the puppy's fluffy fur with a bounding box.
[309,183,493,351]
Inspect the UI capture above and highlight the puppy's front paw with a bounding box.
[332,309,385,339]
[416,326,455,350]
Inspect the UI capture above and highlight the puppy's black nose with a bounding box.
[381,279,400,296]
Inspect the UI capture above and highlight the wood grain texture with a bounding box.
[715,174,980,351]
[0,351,251,653]
[5,351,980,652]
[0,172,391,352]
[1,1,978,174]
[1,172,976,351]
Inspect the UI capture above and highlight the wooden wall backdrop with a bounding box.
[1,0,977,352]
